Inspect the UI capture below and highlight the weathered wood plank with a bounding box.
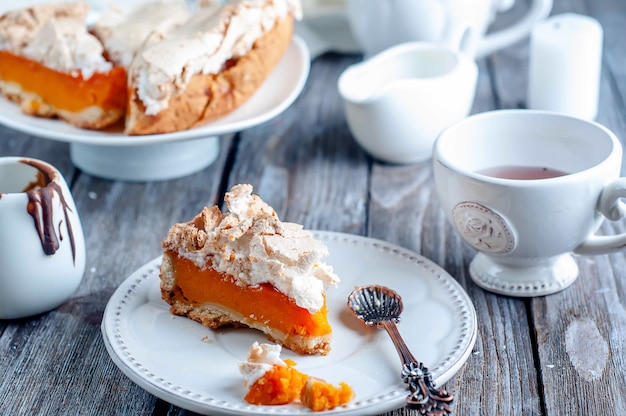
[533,0,626,412]
[229,53,369,234]
[368,88,540,416]
[521,0,626,414]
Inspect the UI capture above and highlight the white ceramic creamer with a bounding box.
[0,157,86,319]
[338,42,477,163]
[346,0,553,58]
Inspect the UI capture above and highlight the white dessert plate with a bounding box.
[101,231,477,415]
[0,37,309,146]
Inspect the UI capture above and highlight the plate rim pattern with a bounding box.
[101,231,477,415]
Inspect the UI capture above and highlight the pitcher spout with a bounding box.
[337,42,478,165]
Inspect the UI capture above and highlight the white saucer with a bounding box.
[0,37,310,181]
[469,252,579,297]
[101,231,477,415]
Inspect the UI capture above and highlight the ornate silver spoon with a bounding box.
[347,285,454,415]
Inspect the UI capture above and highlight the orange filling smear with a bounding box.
[244,360,308,405]
[301,378,354,411]
[0,51,127,113]
[169,253,332,337]
[245,361,354,411]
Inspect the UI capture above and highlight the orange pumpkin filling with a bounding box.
[301,377,354,411]
[0,50,127,115]
[244,359,307,405]
[167,253,332,337]
[241,350,355,411]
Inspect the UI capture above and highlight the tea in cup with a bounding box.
[0,157,86,319]
[338,42,477,164]
[433,110,626,296]
[346,0,553,59]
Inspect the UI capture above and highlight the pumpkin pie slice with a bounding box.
[159,184,339,355]
[0,2,126,129]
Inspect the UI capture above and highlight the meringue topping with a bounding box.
[0,2,111,79]
[161,184,339,313]
[129,0,302,115]
[91,0,196,68]
[238,342,285,387]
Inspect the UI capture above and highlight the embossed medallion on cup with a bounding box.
[433,110,626,296]
[0,157,86,319]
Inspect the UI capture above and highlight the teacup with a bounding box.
[346,0,553,59]
[338,42,477,164]
[433,110,626,297]
[0,157,86,319]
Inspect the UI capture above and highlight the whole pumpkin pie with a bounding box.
[159,184,339,355]
[0,2,126,129]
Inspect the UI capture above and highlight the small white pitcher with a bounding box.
[0,157,86,319]
[338,42,478,164]
[346,0,553,59]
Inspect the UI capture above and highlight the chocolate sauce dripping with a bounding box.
[20,159,78,265]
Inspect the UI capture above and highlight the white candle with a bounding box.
[527,13,603,120]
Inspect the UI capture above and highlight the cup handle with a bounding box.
[575,178,626,255]
[475,0,553,59]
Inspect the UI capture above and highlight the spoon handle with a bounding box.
[380,321,454,415]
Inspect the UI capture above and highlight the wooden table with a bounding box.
[1,0,625,414]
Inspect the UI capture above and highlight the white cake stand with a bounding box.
[0,37,310,181]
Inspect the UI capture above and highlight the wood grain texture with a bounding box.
[1,0,626,415]
[528,0,626,415]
